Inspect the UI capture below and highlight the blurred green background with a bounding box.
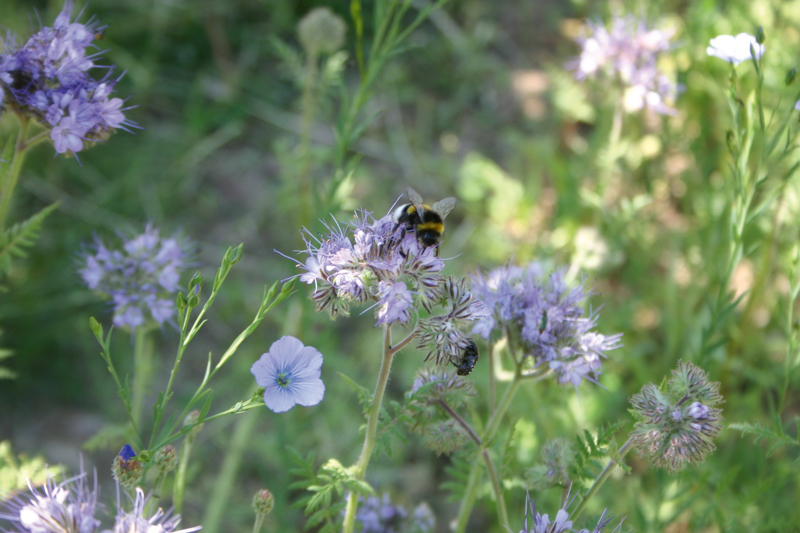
[2,0,800,531]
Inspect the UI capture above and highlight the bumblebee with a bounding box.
[453,340,479,376]
[392,188,457,249]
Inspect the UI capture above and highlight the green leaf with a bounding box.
[0,202,59,276]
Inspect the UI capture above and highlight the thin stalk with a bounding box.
[202,409,259,533]
[453,373,522,532]
[297,50,319,227]
[131,328,153,429]
[437,400,508,528]
[253,514,266,533]
[173,426,199,514]
[0,118,30,232]
[488,342,496,415]
[342,324,396,533]
[571,437,634,521]
[453,458,482,533]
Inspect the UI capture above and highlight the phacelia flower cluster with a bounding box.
[629,360,724,472]
[355,493,435,533]
[0,0,136,156]
[574,15,679,115]
[285,209,487,367]
[0,464,200,533]
[79,225,191,330]
[470,262,622,389]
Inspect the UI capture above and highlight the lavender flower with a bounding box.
[102,488,200,533]
[573,15,679,115]
[355,493,434,533]
[707,33,764,65]
[79,225,191,331]
[250,336,325,413]
[0,0,136,156]
[0,466,100,533]
[629,361,724,472]
[470,262,622,389]
[80,224,190,330]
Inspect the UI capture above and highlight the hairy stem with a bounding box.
[342,324,395,533]
[571,437,634,521]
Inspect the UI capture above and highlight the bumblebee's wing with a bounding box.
[432,197,457,219]
[406,188,425,214]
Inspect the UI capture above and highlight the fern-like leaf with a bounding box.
[0,202,59,277]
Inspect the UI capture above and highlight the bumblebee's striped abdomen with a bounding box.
[416,221,444,234]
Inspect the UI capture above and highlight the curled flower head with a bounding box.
[471,262,622,389]
[298,7,347,55]
[408,366,476,407]
[707,33,764,65]
[79,225,192,331]
[0,0,138,157]
[629,361,724,472]
[103,487,200,533]
[251,336,325,413]
[573,15,679,115]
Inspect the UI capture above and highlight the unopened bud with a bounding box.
[787,67,798,86]
[183,410,204,437]
[298,7,346,55]
[756,26,765,44]
[154,445,178,474]
[252,489,275,516]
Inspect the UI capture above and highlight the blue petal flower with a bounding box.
[251,336,325,413]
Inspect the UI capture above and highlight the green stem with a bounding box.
[297,51,319,227]
[203,409,259,533]
[0,118,30,232]
[253,514,266,533]
[173,425,199,514]
[571,437,634,521]
[454,457,482,533]
[453,374,522,532]
[131,328,153,429]
[436,400,509,528]
[342,324,395,533]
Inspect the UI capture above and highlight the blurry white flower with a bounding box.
[706,33,764,65]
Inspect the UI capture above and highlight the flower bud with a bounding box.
[787,67,797,86]
[252,489,275,517]
[183,410,204,437]
[154,445,178,474]
[298,8,346,55]
[112,446,144,490]
[756,26,765,44]
[421,419,469,456]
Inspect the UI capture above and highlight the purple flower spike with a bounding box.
[251,336,325,413]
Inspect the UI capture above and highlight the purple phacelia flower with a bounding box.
[251,336,325,413]
[0,464,101,533]
[0,0,137,157]
[470,262,621,389]
[572,15,679,115]
[79,225,192,331]
[280,209,448,326]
